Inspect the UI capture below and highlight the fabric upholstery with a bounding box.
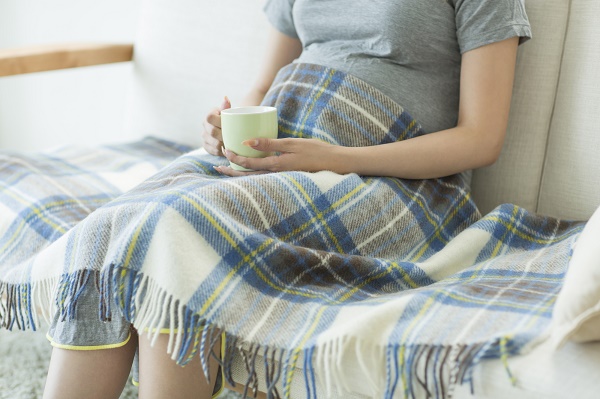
[230,336,600,399]
[552,205,600,345]
[470,0,570,215]
[119,0,600,397]
[123,3,600,396]
[127,0,599,221]
[0,0,593,398]
[537,0,600,220]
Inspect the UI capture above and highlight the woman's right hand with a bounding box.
[202,96,231,156]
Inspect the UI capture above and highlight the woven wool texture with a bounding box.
[0,63,584,399]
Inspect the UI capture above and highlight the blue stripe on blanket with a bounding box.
[0,64,585,399]
[0,137,191,329]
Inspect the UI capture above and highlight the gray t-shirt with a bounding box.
[264,0,532,134]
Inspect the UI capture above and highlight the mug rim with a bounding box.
[221,106,277,115]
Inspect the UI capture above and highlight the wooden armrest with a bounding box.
[0,43,134,77]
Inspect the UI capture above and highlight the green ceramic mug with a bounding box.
[220,106,278,171]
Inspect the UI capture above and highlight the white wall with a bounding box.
[0,0,140,151]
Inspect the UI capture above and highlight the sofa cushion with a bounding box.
[470,0,570,215]
[552,205,600,346]
[537,0,600,220]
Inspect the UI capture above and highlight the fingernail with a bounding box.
[221,146,226,155]
[213,165,222,174]
[242,139,258,147]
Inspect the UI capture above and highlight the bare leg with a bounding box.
[138,332,220,399]
[43,332,138,399]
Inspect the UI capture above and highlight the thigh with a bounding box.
[43,334,137,399]
[137,332,221,399]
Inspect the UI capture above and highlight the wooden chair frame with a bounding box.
[0,43,134,77]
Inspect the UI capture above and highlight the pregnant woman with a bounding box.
[39,1,533,398]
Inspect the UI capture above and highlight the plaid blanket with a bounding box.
[0,63,584,399]
[0,138,192,329]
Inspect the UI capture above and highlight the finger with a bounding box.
[202,118,223,140]
[224,149,280,172]
[203,123,222,141]
[206,113,222,129]
[211,144,225,157]
[224,149,258,170]
[213,165,266,177]
[202,127,222,147]
[205,107,223,127]
[201,134,223,156]
[219,96,232,111]
[242,138,295,153]
[203,144,221,157]
[205,123,223,141]
[206,107,221,118]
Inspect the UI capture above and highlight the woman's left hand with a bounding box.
[214,138,342,176]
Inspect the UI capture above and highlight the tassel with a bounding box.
[302,347,316,399]
[500,336,517,386]
[222,336,239,387]
[241,343,257,399]
[269,348,284,399]
[264,347,273,399]
[0,283,6,328]
[57,270,92,322]
[199,322,211,382]
[415,346,433,398]
[439,346,452,399]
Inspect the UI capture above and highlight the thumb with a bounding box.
[219,95,231,112]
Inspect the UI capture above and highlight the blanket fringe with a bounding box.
[0,264,523,399]
[0,276,58,331]
[92,264,522,398]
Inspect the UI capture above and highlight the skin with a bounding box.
[43,24,521,399]
[43,334,138,399]
[43,331,220,399]
[202,26,304,157]
[206,29,520,180]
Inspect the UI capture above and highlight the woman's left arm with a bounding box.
[219,37,519,179]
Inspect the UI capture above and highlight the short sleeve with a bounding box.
[451,0,532,54]
[263,0,299,39]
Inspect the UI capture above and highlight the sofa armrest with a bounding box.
[0,43,134,77]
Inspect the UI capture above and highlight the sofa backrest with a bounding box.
[470,0,600,220]
[126,0,600,221]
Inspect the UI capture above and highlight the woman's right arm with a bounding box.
[202,27,302,156]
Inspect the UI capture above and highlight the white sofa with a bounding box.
[1,0,598,398]
[125,0,600,220]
